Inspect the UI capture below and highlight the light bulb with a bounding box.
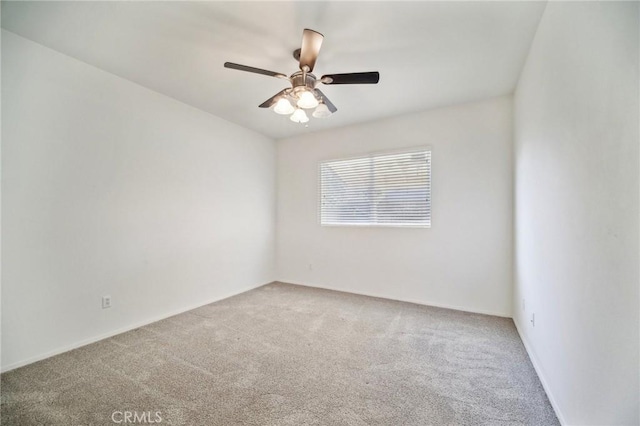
[297,90,319,109]
[290,108,309,123]
[312,103,332,118]
[274,98,294,115]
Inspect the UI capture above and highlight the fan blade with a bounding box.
[321,72,380,85]
[299,29,323,72]
[258,89,288,108]
[315,89,337,113]
[224,62,288,79]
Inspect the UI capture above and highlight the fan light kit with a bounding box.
[224,29,380,124]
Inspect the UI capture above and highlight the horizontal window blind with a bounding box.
[320,149,431,227]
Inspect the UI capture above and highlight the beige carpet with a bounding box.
[1,282,558,425]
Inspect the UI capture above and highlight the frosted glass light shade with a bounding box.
[290,108,309,123]
[312,103,332,118]
[297,91,319,109]
[274,98,294,115]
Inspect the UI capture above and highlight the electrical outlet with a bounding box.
[530,313,535,327]
[102,296,112,309]
[522,298,526,311]
[308,264,313,271]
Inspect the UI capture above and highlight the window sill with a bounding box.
[320,223,431,229]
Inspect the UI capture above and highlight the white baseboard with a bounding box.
[1,280,273,373]
[513,318,567,425]
[277,280,512,318]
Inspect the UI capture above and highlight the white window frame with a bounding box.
[318,147,432,228]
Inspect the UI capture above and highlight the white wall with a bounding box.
[277,96,513,317]
[513,2,639,425]
[1,31,276,371]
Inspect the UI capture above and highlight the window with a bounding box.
[320,148,431,227]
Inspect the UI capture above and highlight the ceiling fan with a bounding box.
[224,29,380,123]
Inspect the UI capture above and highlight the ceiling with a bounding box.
[1,1,547,140]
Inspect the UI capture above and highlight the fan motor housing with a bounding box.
[291,71,316,94]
